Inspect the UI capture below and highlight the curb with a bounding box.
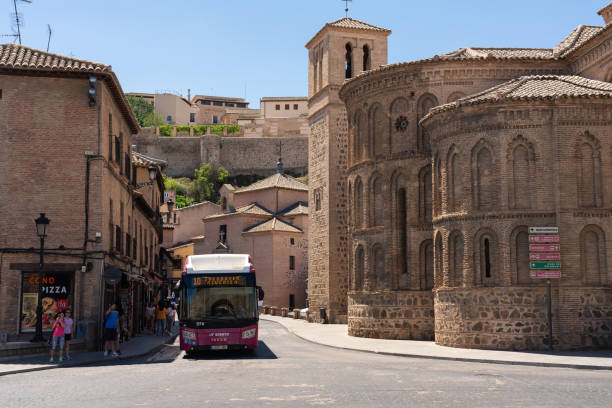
[262,317,612,371]
[0,333,179,377]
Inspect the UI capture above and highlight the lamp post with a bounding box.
[31,213,50,343]
[148,164,157,213]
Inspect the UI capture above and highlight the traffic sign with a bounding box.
[530,261,561,269]
[529,235,560,243]
[530,270,561,279]
[530,253,561,261]
[529,244,560,252]
[529,227,559,234]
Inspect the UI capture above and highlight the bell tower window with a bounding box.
[363,44,370,71]
[345,43,353,79]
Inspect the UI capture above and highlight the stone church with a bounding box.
[307,3,612,350]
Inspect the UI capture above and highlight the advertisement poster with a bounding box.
[21,272,73,332]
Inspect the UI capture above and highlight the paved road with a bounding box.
[2,321,612,408]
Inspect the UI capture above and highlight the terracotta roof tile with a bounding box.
[237,173,308,193]
[132,152,167,169]
[0,43,111,73]
[204,203,272,220]
[553,25,604,57]
[326,17,391,33]
[422,75,612,119]
[434,47,553,60]
[243,217,303,234]
[279,201,309,216]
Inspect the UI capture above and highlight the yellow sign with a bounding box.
[191,275,244,287]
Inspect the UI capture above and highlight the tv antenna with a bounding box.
[46,24,52,51]
[5,0,32,44]
[341,0,352,17]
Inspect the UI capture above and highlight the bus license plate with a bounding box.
[211,345,228,350]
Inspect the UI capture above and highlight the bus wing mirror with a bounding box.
[257,286,264,301]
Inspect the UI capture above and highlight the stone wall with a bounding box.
[132,128,308,178]
[348,291,434,340]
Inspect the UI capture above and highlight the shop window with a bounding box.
[21,272,74,333]
[289,256,295,270]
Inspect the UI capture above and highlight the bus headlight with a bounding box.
[242,328,256,339]
[182,330,196,341]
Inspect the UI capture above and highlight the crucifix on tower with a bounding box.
[342,0,352,17]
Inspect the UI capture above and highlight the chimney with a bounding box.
[188,88,191,102]
[598,3,612,25]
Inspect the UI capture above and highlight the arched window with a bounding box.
[576,133,603,208]
[508,136,535,210]
[352,110,365,163]
[345,43,353,79]
[420,165,432,224]
[370,175,384,226]
[434,155,442,215]
[447,92,466,103]
[448,231,464,287]
[514,228,531,284]
[354,245,364,290]
[472,141,497,210]
[362,44,371,71]
[435,233,443,289]
[580,225,607,285]
[420,240,434,290]
[447,147,462,212]
[373,244,385,290]
[475,230,497,286]
[417,94,438,152]
[369,104,384,157]
[354,177,363,229]
[389,97,410,154]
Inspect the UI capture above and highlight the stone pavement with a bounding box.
[260,314,612,370]
[0,325,178,377]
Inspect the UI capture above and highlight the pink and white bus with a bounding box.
[178,254,262,354]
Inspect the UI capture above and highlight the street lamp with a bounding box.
[148,165,157,182]
[31,213,50,343]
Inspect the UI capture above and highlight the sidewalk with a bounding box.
[261,315,612,370]
[0,325,179,377]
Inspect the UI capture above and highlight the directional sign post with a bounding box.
[529,226,560,351]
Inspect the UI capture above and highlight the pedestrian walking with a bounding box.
[146,302,156,333]
[104,304,120,357]
[166,303,175,335]
[155,302,166,336]
[49,312,65,363]
[63,309,74,360]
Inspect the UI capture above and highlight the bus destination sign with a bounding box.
[188,274,250,288]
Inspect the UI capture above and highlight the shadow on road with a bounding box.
[183,341,277,360]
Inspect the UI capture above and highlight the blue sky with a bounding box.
[2,0,608,107]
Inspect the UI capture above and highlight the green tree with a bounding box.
[175,194,195,208]
[126,95,164,127]
[191,163,214,202]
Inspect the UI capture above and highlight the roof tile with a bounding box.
[243,217,303,234]
[553,25,604,57]
[0,43,111,73]
[237,173,308,193]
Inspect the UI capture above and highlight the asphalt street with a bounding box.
[1,320,612,408]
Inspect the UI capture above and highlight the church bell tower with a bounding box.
[305,17,390,323]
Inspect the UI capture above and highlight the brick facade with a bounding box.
[333,6,612,349]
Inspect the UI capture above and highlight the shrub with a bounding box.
[159,125,173,137]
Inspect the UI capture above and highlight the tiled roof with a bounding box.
[433,47,554,61]
[260,96,307,101]
[279,201,309,216]
[422,75,612,119]
[243,217,303,234]
[0,44,139,133]
[132,152,168,169]
[237,173,308,193]
[204,203,272,220]
[0,43,112,73]
[553,25,604,57]
[327,17,391,33]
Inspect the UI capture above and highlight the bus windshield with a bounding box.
[181,286,258,321]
